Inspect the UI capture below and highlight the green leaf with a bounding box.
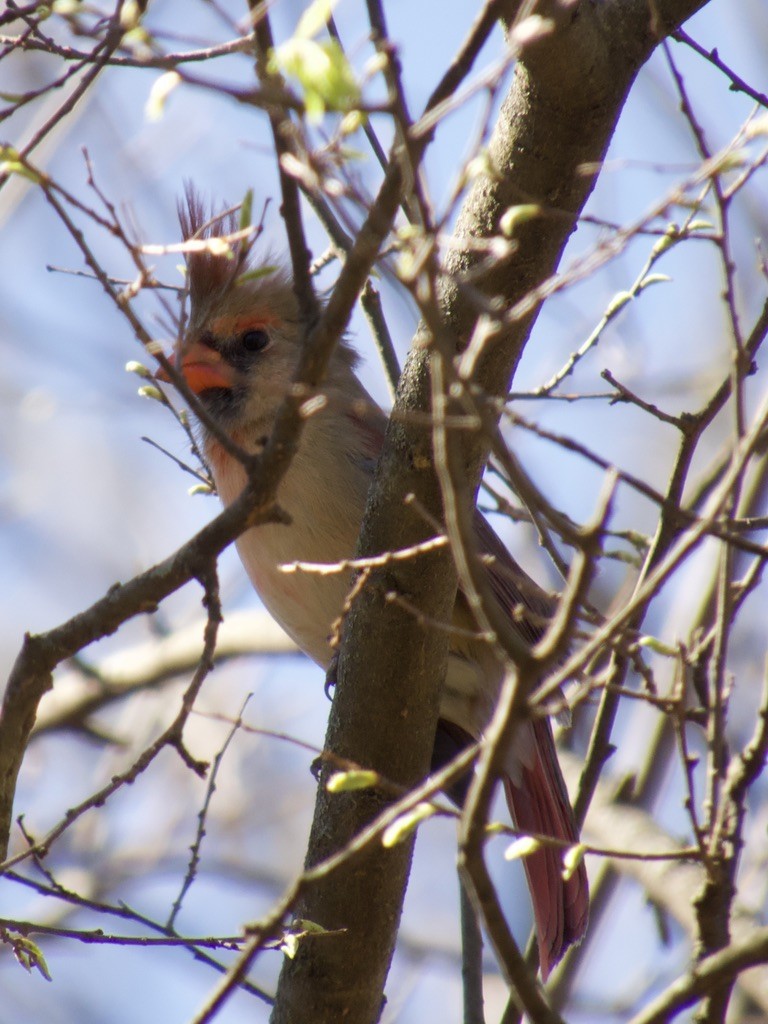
[9,935,52,981]
[326,770,380,793]
[381,803,436,847]
[295,0,340,40]
[271,38,361,122]
[238,189,254,232]
[237,265,278,286]
[304,89,325,122]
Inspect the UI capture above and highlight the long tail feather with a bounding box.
[434,717,588,978]
[503,718,588,979]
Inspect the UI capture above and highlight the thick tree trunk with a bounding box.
[270,2,711,1022]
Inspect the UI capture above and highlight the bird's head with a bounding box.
[156,189,301,437]
[158,188,358,439]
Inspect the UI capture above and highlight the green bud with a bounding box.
[145,72,181,122]
[326,770,380,792]
[125,360,152,379]
[604,290,632,318]
[562,843,587,881]
[499,204,541,237]
[504,835,542,861]
[381,803,436,847]
[137,384,165,403]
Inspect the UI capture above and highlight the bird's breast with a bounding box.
[205,423,525,776]
[207,434,367,668]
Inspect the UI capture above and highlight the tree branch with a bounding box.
[559,750,768,1015]
[270,0,712,1021]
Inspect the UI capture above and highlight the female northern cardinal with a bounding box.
[159,192,588,978]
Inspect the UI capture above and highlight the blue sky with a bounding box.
[1,2,767,1020]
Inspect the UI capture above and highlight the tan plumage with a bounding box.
[162,191,588,976]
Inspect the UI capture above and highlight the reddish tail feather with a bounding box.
[434,718,588,978]
[503,717,588,979]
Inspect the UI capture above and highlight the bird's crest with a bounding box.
[178,184,359,369]
[178,184,254,308]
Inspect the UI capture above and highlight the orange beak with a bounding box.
[155,341,234,394]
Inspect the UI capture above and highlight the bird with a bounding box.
[157,189,589,979]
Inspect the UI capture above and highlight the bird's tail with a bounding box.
[503,717,589,979]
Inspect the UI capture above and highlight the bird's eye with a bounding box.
[241,328,270,353]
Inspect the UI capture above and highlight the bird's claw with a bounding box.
[324,653,338,700]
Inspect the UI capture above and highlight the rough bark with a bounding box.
[271,2,711,1022]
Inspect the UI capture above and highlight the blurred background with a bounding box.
[1,1,768,1021]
